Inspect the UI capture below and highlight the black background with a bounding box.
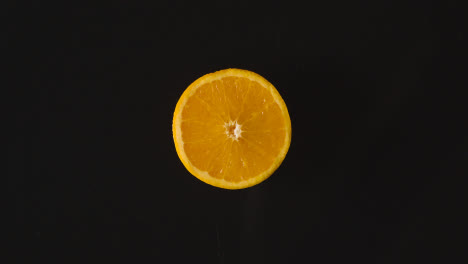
[9,1,466,263]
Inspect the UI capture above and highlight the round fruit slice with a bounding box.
[172,69,291,189]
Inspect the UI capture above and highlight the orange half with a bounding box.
[172,69,291,189]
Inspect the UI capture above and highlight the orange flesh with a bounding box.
[180,76,287,183]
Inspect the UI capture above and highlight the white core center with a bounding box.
[225,120,243,141]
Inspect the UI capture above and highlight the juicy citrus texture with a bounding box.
[173,69,291,189]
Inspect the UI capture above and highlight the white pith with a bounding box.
[224,120,243,141]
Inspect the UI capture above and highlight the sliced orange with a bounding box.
[172,69,291,189]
